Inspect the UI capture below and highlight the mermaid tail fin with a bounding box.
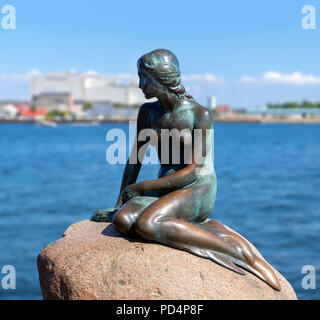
[195,219,281,291]
[235,256,281,291]
[188,246,246,275]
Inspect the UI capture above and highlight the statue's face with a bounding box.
[138,66,163,99]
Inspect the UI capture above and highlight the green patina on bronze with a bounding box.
[92,49,281,291]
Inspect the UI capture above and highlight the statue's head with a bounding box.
[137,49,191,100]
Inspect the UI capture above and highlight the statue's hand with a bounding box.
[122,184,143,203]
[91,207,119,222]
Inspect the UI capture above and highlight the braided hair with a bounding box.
[138,49,193,100]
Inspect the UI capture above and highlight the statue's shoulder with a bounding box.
[137,101,159,128]
[138,101,159,114]
[193,103,214,128]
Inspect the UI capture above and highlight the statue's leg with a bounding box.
[112,203,144,236]
[112,196,159,236]
[134,188,281,291]
[134,188,242,261]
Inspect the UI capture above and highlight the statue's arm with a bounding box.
[122,107,213,201]
[139,157,198,193]
[115,104,150,207]
[122,162,199,203]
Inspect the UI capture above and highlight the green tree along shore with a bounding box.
[268,101,320,109]
[82,102,93,111]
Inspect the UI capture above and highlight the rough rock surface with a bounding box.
[37,220,297,300]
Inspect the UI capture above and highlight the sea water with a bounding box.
[0,123,319,300]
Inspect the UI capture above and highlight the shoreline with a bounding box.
[1,117,320,124]
[0,119,129,124]
[214,116,320,124]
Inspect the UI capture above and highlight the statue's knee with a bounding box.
[135,216,157,240]
[112,212,132,234]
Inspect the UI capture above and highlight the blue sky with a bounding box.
[0,0,320,108]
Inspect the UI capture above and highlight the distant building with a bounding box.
[215,105,232,116]
[0,100,30,108]
[30,71,147,112]
[233,108,247,115]
[15,105,48,119]
[32,92,72,111]
[31,92,86,117]
[84,102,113,120]
[0,104,19,119]
[247,108,320,118]
[85,102,139,121]
[208,96,217,110]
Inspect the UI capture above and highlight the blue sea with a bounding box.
[0,123,319,300]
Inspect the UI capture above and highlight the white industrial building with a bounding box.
[30,71,147,109]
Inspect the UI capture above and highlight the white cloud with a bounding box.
[0,69,40,83]
[0,70,41,100]
[241,75,255,83]
[241,71,320,85]
[182,73,224,84]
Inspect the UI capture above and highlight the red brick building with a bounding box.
[15,105,48,119]
[215,105,232,115]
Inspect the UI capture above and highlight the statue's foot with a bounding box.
[91,208,119,222]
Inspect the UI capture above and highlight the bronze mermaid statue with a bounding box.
[91,49,281,291]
